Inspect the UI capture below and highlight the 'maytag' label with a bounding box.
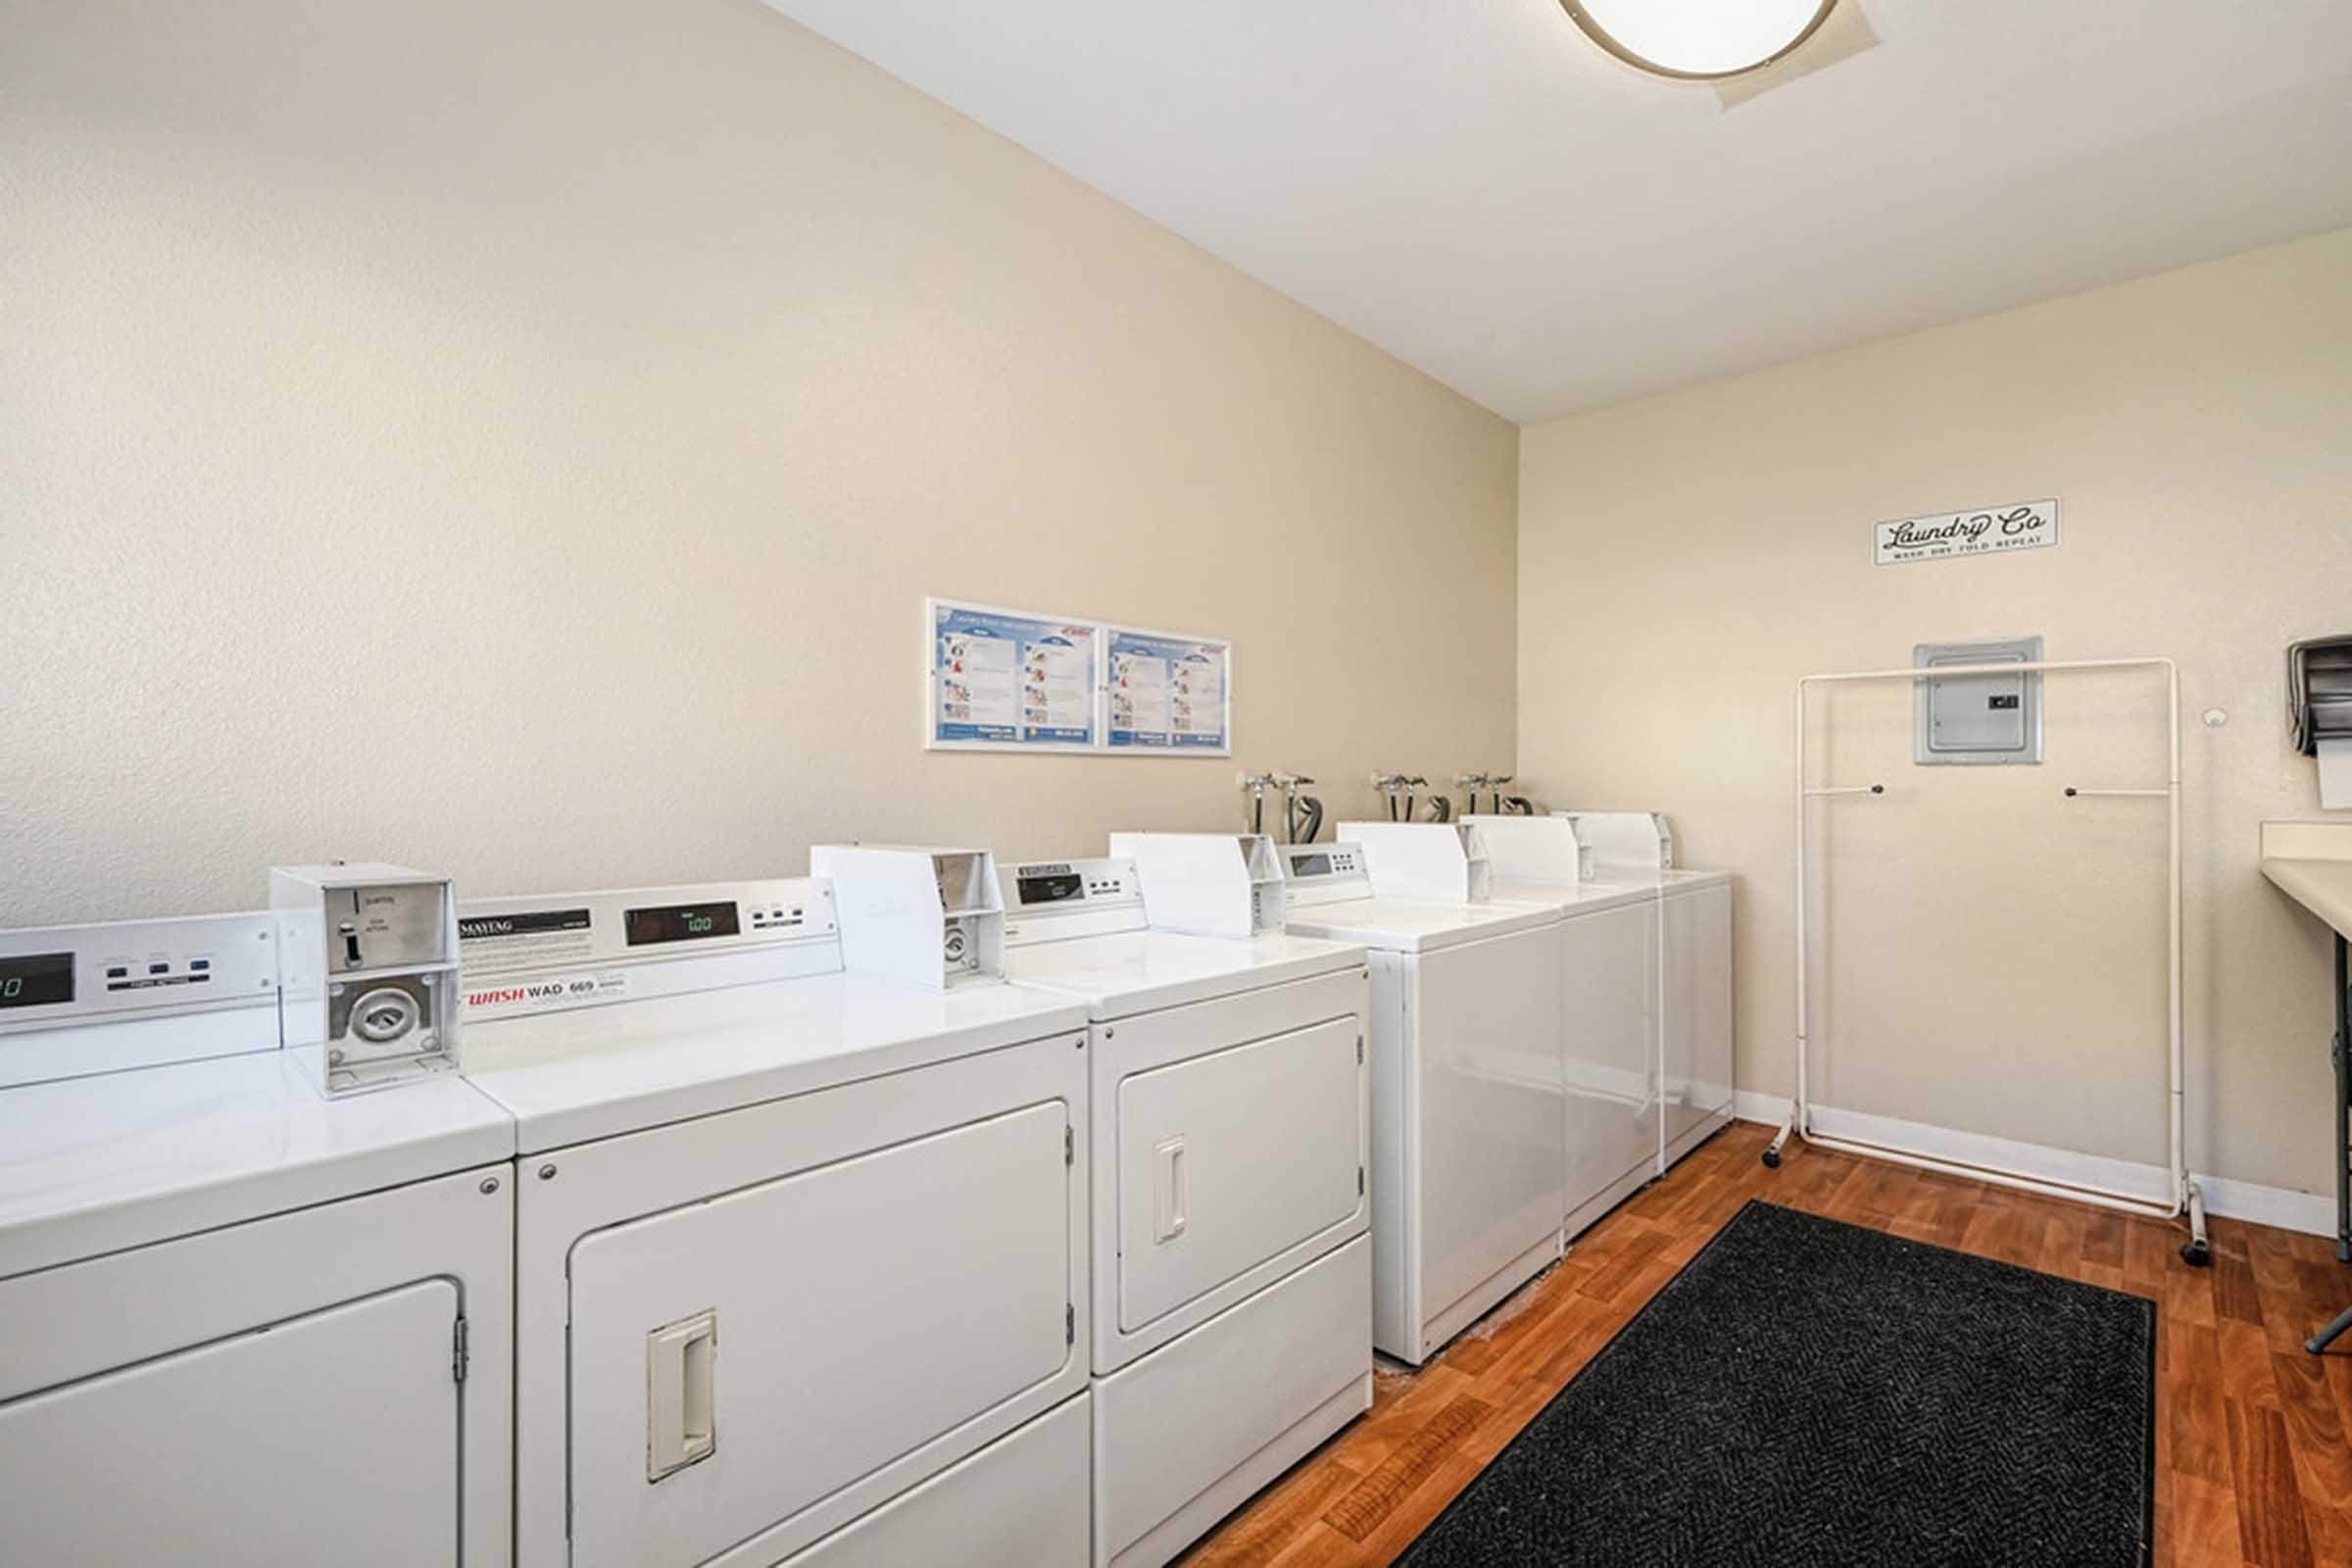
[458,907,595,977]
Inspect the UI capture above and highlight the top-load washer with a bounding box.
[0,867,516,1566]
[461,850,1097,1568]
[1004,834,1372,1568]
[1554,811,1735,1171]
[1470,812,1735,1238]
[1465,814,1675,1241]
[1277,821,1566,1365]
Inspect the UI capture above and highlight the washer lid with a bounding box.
[0,1052,514,1279]
[1280,896,1559,954]
[1490,876,1660,917]
[1001,928,1366,1020]
[463,970,1091,1152]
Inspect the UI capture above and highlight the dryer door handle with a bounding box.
[1153,1136,1188,1244]
[647,1309,718,1481]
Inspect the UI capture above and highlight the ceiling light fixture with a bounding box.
[1561,0,1838,81]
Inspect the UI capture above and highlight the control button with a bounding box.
[148,962,170,975]
[106,965,127,979]
[190,958,211,972]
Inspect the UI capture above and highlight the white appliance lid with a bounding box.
[0,1052,514,1279]
[1000,928,1365,1019]
[1280,895,1558,953]
[464,969,1090,1152]
[1490,876,1661,916]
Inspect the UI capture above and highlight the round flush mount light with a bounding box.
[1562,0,1838,81]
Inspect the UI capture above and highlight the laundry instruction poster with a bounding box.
[1108,628,1230,754]
[928,599,1102,750]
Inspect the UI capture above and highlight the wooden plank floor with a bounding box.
[1182,1120,2352,1568]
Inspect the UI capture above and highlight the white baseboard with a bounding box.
[2195,1175,2337,1239]
[1729,1091,2338,1241]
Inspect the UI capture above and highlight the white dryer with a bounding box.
[461,853,1096,1568]
[0,885,515,1566]
[1004,836,1373,1568]
[1278,822,1566,1365]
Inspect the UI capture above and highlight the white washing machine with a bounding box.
[461,852,1096,1568]
[1471,812,1735,1238]
[0,887,516,1566]
[1278,822,1566,1365]
[1557,811,1735,1170]
[1467,814,1671,1241]
[1004,836,1372,1568]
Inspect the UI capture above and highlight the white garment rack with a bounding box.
[1770,655,2210,1265]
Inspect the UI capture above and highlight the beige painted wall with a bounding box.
[1520,226,2352,1196]
[0,0,1516,926]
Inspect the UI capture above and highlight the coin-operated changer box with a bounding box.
[272,862,463,1095]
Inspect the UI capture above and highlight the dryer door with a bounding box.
[1116,1013,1363,1333]
[565,1101,1074,1568]
[0,1280,461,1566]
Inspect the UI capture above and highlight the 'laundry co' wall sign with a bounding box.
[1873,499,2060,566]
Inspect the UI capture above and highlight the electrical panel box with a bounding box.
[1915,636,2043,765]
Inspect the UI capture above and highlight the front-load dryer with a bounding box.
[461,856,1095,1568]
[0,883,516,1566]
[1281,822,1568,1365]
[1002,836,1372,1568]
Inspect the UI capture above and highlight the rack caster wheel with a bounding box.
[2180,1239,2211,1268]
[1761,1149,1781,1169]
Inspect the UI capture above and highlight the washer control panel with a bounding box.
[0,913,279,1034]
[999,858,1145,946]
[1004,858,1138,910]
[458,878,841,1023]
[459,879,833,979]
[1278,843,1373,908]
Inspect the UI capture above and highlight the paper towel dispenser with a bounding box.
[2290,636,2352,809]
[2290,637,2352,754]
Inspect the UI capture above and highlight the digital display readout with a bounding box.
[1290,854,1334,878]
[0,952,74,1010]
[1016,872,1085,906]
[622,902,742,948]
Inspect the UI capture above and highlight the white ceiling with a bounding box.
[764,1,2352,422]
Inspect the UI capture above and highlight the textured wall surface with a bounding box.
[1519,225,2352,1196]
[1,0,1518,924]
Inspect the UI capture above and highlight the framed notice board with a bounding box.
[925,599,1104,752]
[1105,624,1231,756]
[924,600,1234,757]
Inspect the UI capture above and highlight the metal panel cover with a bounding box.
[1915,636,2044,764]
